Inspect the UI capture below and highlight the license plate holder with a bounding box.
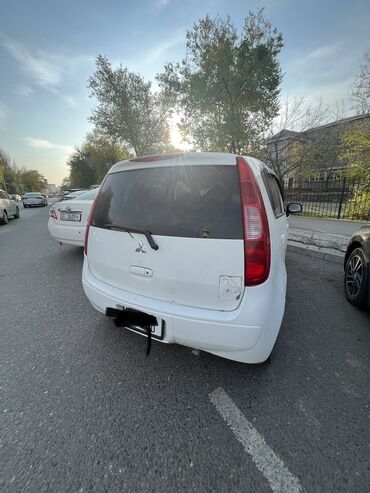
[125,319,164,340]
[60,212,82,222]
[106,307,165,340]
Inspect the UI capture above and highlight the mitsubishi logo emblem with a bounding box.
[135,240,146,253]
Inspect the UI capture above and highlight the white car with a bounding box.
[22,192,48,208]
[82,153,302,364]
[0,189,20,224]
[48,188,99,246]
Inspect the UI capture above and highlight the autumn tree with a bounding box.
[157,9,283,154]
[339,129,370,219]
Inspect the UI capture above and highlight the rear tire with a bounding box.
[344,248,369,307]
[1,211,9,224]
[14,207,20,218]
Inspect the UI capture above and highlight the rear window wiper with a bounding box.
[103,224,159,251]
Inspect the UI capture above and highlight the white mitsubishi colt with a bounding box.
[82,152,301,363]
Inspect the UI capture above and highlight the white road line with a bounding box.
[209,388,302,493]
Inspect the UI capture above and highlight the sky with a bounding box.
[0,0,369,185]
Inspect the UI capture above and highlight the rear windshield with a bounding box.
[77,188,99,201]
[24,193,41,197]
[92,165,243,239]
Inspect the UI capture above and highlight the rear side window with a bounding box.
[262,173,285,218]
[92,165,243,239]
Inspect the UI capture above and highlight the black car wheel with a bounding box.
[344,248,369,307]
[14,206,20,218]
[1,211,9,224]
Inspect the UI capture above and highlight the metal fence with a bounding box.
[283,176,370,221]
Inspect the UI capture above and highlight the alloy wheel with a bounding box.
[345,254,364,298]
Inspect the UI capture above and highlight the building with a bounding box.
[266,112,370,187]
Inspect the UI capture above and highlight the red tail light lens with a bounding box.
[49,208,57,220]
[84,198,98,256]
[84,176,108,255]
[237,156,270,286]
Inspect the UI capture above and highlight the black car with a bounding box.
[344,226,370,307]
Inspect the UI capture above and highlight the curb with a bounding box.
[287,243,344,265]
[288,228,348,253]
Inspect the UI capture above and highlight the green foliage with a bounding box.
[340,131,370,184]
[18,170,46,192]
[340,130,370,219]
[66,133,131,188]
[1,147,45,193]
[157,9,283,154]
[88,56,171,156]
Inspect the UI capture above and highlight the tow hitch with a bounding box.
[105,307,158,356]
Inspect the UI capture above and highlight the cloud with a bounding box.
[0,101,10,128]
[154,0,170,11]
[63,95,77,106]
[13,84,34,96]
[24,137,74,154]
[306,44,338,60]
[0,33,93,92]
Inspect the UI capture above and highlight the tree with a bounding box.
[60,177,71,191]
[339,130,370,219]
[88,56,171,156]
[157,9,283,154]
[263,98,346,183]
[340,130,370,183]
[67,146,97,189]
[83,133,131,183]
[66,133,131,188]
[18,169,45,192]
[352,49,370,115]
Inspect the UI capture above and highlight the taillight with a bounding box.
[84,198,98,256]
[49,208,57,220]
[84,176,107,255]
[237,156,270,286]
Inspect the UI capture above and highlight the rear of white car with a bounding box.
[48,188,99,246]
[23,192,47,207]
[82,152,290,363]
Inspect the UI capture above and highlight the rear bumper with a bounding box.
[48,220,85,246]
[23,202,43,206]
[82,257,286,364]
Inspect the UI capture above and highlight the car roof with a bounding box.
[109,152,268,175]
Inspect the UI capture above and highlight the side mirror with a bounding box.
[286,202,302,216]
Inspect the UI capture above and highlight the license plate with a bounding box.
[127,320,164,340]
[60,212,81,222]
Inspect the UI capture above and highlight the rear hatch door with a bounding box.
[87,154,245,311]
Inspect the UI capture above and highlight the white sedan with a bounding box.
[48,188,99,246]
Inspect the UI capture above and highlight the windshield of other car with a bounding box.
[24,192,42,197]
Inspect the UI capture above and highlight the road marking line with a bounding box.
[209,388,302,493]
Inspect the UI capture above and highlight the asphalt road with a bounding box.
[1,205,369,493]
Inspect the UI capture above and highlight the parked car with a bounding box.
[48,188,100,246]
[22,192,48,208]
[59,189,89,201]
[0,189,20,224]
[10,194,22,201]
[82,152,302,364]
[344,226,370,308]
